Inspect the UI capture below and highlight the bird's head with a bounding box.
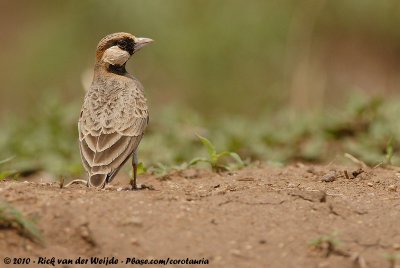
[95,32,153,74]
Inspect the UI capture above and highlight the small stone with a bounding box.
[230,249,242,257]
[123,217,143,227]
[130,238,140,246]
[388,185,397,192]
[367,182,373,187]
[393,243,400,250]
[307,167,316,174]
[80,229,89,238]
[321,172,336,182]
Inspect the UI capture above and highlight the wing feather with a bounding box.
[78,75,148,186]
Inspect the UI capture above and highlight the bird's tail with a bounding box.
[88,174,107,188]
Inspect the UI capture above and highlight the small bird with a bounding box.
[78,32,153,189]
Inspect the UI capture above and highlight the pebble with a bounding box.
[230,249,242,257]
[124,217,143,227]
[321,173,336,182]
[80,229,89,238]
[388,185,397,192]
[130,238,140,246]
[367,182,373,187]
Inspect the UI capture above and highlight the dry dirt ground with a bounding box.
[1,164,400,268]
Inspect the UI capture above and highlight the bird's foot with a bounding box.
[131,183,139,191]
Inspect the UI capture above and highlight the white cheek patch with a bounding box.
[102,46,130,66]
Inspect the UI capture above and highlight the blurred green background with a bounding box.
[1,0,400,178]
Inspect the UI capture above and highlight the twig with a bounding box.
[344,153,368,168]
[61,179,88,188]
[343,170,350,180]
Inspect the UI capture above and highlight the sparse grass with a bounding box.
[309,231,344,257]
[0,94,83,177]
[188,134,245,172]
[1,93,400,179]
[384,253,400,268]
[0,156,17,181]
[0,200,43,243]
[385,137,394,165]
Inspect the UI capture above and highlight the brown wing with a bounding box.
[78,77,148,187]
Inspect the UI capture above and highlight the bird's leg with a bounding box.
[130,151,138,190]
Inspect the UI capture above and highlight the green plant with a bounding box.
[0,94,83,177]
[309,231,342,257]
[384,253,400,268]
[189,134,245,172]
[385,137,394,165]
[136,162,147,176]
[0,200,43,243]
[0,156,17,180]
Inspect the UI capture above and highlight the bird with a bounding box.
[78,32,153,189]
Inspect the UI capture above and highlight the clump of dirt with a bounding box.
[1,164,400,268]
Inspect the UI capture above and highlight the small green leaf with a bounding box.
[0,170,17,181]
[228,152,245,167]
[136,162,147,175]
[196,134,217,159]
[384,253,400,261]
[188,157,209,167]
[385,137,394,165]
[0,156,14,165]
[0,201,43,244]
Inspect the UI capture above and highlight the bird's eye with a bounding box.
[117,40,127,49]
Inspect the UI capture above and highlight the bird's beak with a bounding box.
[134,37,154,51]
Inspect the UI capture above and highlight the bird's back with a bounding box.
[78,74,148,187]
